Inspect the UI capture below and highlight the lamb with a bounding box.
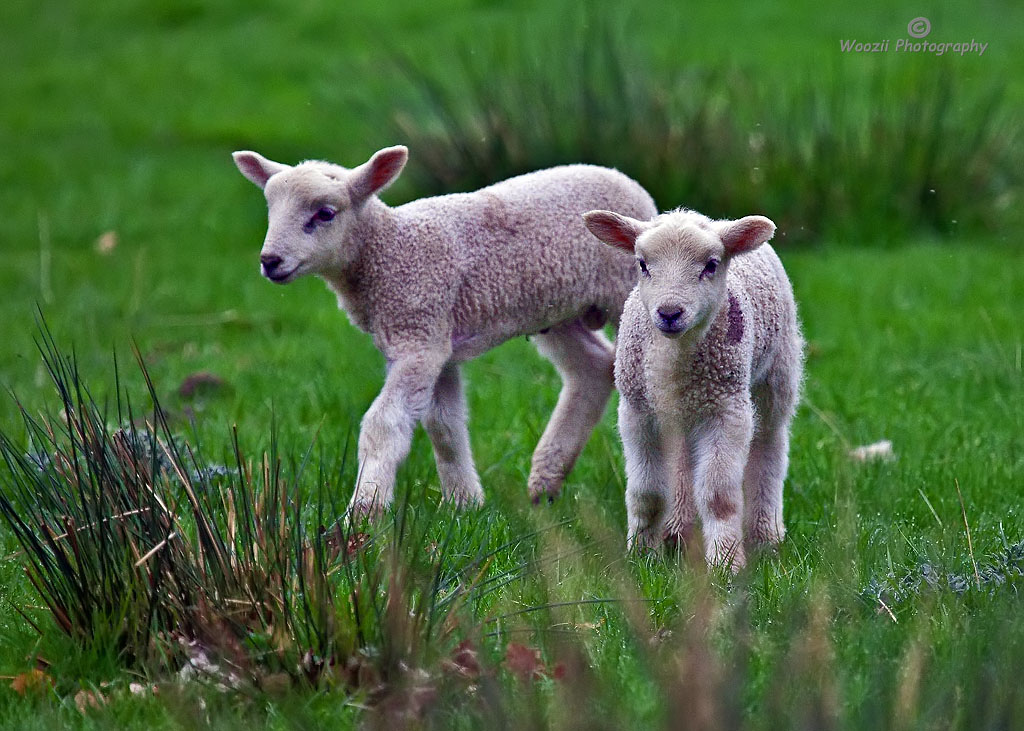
[582,207,804,569]
[232,145,657,515]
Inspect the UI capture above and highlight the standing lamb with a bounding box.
[233,145,657,515]
[583,207,803,569]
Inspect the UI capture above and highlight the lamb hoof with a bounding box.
[527,476,562,506]
[746,520,786,549]
[705,545,746,574]
[462,494,487,510]
[627,529,661,554]
[745,536,783,561]
[527,458,567,505]
[446,486,485,510]
[346,499,389,523]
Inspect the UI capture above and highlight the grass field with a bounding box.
[1,0,1022,728]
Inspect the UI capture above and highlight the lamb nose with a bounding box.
[260,254,282,272]
[657,307,683,324]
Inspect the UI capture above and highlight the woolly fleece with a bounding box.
[584,207,804,569]
[234,146,657,514]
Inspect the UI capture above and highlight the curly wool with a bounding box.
[324,165,653,359]
[616,245,798,419]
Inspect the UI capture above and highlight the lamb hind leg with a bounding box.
[527,320,615,503]
[743,360,801,549]
[742,425,788,549]
[663,435,698,552]
[423,363,484,508]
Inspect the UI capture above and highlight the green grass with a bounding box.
[1,240,1021,729]
[1,0,1023,727]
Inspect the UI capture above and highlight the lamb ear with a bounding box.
[350,145,408,200]
[715,215,776,256]
[232,151,288,189]
[582,210,647,253]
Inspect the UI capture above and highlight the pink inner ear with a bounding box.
[585,213,639,251]
[367,150,406,194]
[720,216,776,255]
[235,153,274,187]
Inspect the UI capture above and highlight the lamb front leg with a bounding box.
[349,349,449,517]
[619,401,670,551]
[690,404,754,571]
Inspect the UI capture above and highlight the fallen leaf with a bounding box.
[504,642,545,682]
[129,681,158,696]
[74,688,105,713]
[177,636,243,691]
[444,640,481,680]
[345,531,370,558]
[11,669,53,695]
[177,372,227,400]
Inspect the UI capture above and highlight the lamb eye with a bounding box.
[700,259,719,280]
[637,258,650,277]
[304,207,337,233]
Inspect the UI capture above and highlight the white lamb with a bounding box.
[583,207,804,569]
[233,146,657,515]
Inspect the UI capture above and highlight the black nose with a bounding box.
[657,307,683,325]
[260,254,282,273]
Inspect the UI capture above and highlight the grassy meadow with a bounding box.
[0,0,1022,728]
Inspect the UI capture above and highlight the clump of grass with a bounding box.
[0,322,509,705]
[863,538,1024,606]
[382,13,1019,244]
